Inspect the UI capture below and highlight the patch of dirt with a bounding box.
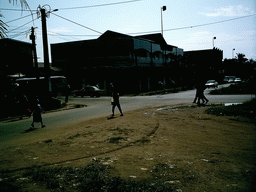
[1,105,256,191]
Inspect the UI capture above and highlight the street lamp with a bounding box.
[212,36,216,48]
[161,6,166,36]
[232,48,235,59]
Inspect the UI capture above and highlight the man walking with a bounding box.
[110,83,123,118]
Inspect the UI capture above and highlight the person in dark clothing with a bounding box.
[199,84,209,104]
[65,84,71,103]
[31,98,45,128]
[18,94,30,119]
[193,82,209,105]
[110,83,123,117]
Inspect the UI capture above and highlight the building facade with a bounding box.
[51,30,183,93]
[0,38,33,76]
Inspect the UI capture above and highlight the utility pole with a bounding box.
[30,27,39,81]
[40,7,51,93]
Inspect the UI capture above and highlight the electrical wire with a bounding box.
[5,13,37,24]
[48,12,256,38]
[51,13,102,34]
[128,13,256,35]
[8,17,38,33]
[57,0,142,10]
[0,0,142,11]
[8,29,30,38]
[0,8,37,11]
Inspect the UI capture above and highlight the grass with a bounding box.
[1,162,177,192]
[206,98,256,122]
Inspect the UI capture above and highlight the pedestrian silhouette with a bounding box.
[31,98,45,128]
[18,94,30,120]
[65,84,71,103]
[193,82,209,105]
[110,83,123,118]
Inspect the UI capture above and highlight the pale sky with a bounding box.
[1,0,256,62]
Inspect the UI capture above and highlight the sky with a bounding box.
[1,0,256,62]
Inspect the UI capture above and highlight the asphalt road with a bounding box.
[0,86,255,146]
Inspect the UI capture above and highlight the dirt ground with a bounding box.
[1,104,256,191]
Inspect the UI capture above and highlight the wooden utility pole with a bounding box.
[40,8,51,93]
[30,27,39,81]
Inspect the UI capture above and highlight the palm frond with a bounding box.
[0,12,8,39]
[0,0,31,39]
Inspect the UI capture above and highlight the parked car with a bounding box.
[73,86,104,97]
[234,78,242,83]
[205,80,218,88]
[223,76,236,83]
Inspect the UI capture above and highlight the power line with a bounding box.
[5,13,37,24]
[51,13,102,34]
[128,13,256,35]
[48,33,99,37]
[56,0,142,10]
[8,17,38,33]
[44,13,256,41]
[8,29,30,39]
[0,0,142,11]
[0,8,37,11]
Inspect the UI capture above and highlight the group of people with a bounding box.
[193,82,209,105]
[109,81,209,118]
[16,82,209,128]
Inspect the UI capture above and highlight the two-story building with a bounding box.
[51,30,183,93]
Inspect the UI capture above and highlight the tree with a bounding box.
[223,53,255,80]
[236,53,248,64]
[0,0,29,38]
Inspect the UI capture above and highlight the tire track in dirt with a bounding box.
[6,115,160,173]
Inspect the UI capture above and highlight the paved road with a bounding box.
[0,86,255,146]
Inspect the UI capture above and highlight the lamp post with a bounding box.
[212,36,216,48]
[161,6,166,37]
[232,48,235,59]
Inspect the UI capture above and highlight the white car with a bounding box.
[234,78,242,83]
[205,80,218,88]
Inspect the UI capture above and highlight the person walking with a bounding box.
[193,82,209,105]
[200,82,209,105]
[65,84,71,103]
[31,98,45,128]
[110,83,123,118]
[18,94,30,120]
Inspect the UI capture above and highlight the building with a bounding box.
[184,48,223,82]
[51,30,183,93]
[0,38,33,76]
